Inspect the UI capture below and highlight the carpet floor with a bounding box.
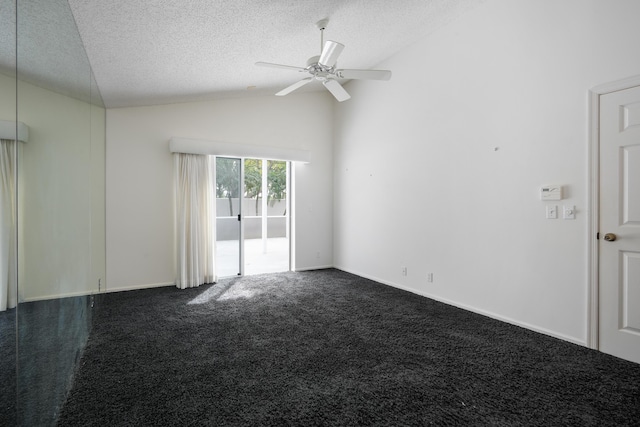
[58,269,640,426]
[0,308,16,426]
[1,296,92,426]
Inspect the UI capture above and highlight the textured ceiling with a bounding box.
[67,0,477,108]
[0,0,101,105]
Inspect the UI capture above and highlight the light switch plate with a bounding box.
[546,205,558,219]
[541,185,562,200]
[563,205,575,219]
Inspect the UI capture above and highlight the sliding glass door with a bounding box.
[215,157,290,278]
[215,157,242,277]
[244,159,289,275]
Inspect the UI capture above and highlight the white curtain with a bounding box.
[0,139,17,311]
[174,153,216,288]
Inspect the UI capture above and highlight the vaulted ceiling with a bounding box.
[69,0,483,108]
[0,1,478,108]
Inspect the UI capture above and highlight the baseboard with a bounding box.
[334,265,587,347]
[20,281,176,302]
[106,282,175,293]
[22,289,97,302]
[294,264,334,272]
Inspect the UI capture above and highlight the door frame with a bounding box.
[214,156,292,277]
[214,156,244,277]
[587,74,640,349]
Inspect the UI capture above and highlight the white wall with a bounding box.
[0,73,15,120]
[106,92,333,291]
[91,102,106,293]
[333,0,640,344]
[6,75,106,301]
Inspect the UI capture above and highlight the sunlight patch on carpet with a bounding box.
[187,279,264,304]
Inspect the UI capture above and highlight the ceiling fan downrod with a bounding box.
[316,19,329,54]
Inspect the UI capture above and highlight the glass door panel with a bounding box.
[215,157,241,277]
[243,158,263,275]
[244,159,289,275]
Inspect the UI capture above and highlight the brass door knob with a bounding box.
[603,233,617,242]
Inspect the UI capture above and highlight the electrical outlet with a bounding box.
[401,266,407,276]
[427,273,434,283]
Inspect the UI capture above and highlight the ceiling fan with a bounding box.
[255,19,392,102]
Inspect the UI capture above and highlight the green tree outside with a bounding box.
[216,158,240,216]
[244,159,287,216]
[216,158,287,217]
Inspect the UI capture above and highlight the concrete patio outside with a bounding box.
[216,237,289,278]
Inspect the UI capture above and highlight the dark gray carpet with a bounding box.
[0,307,17,426]
[58,269,640,426]
[1,296,93,426]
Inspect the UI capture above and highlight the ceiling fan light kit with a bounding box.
[256,19,392,102]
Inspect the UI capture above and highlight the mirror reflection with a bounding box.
[0,1,18,425]
[0,0,105,425]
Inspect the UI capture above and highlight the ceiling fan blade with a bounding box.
[255,62,306,72]
[318,41,344,68]
[336,69,392,81]
[323,79,351,102]
[276,77,313,96]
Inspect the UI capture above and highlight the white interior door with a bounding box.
[599,85,640,364]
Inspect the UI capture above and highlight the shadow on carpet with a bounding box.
[58,269,640,426]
